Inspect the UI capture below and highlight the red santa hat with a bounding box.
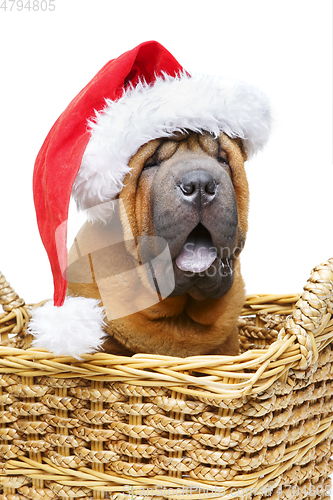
[29,40,271,358]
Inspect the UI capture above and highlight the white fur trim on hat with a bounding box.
[72,72,271,223]
[29,297,106,358]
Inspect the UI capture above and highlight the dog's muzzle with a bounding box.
[150,154,239,297]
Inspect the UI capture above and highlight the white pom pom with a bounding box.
[28,296,106,359]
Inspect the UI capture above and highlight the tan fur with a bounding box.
[67,133,249,356]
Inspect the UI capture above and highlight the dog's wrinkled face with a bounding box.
[120,132,249,301]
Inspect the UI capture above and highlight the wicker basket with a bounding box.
[0,258,332,500]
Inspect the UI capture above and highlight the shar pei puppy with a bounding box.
[66,131,249,357]
[30,41,270,358]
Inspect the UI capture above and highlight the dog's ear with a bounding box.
[234,138,247,162]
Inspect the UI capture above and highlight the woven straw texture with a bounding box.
[0,258,332,500]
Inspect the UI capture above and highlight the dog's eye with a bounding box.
[143,155,159,170]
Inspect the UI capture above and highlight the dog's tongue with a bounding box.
[175,234,217,273]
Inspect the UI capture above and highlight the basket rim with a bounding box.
[0,258,332,399]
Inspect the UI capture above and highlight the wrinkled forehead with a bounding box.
[127,131,244,170]
[120,131,245,204]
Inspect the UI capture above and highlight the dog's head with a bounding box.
[119,131,249,301]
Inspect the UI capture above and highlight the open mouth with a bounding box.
[175,223,217,274]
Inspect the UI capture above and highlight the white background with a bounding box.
[0,1,332,496]
[0,0,332,305]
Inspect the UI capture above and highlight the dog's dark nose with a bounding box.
[179,170,217,204]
